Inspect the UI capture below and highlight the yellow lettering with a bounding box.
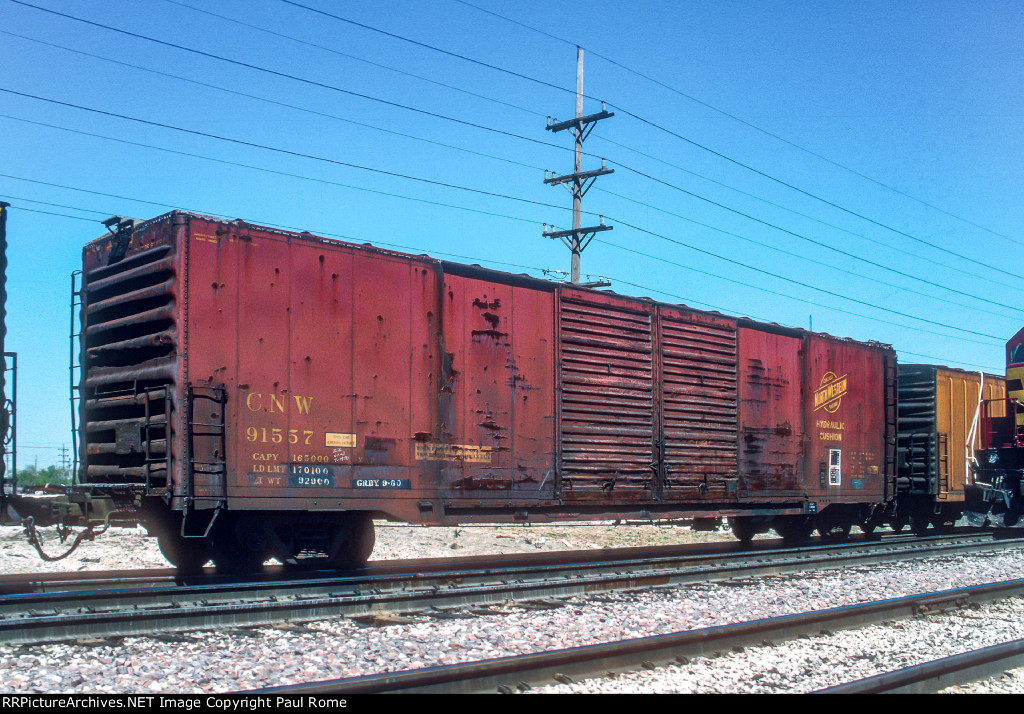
[245,391,314,417]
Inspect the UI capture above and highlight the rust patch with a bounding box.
[363,436,397,465]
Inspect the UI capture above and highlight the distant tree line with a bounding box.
[15,464,71,488]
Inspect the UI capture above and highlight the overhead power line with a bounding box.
[270,0,1024,281]
[1,6,1012,342]
[15,23,1008,304]
[0,119,544,227]
[0,29,546,173]
[162,0,544,118]
[606,108,1022,281]
[598,186,1020,322]
[48,0,994,298]
[6,0,570,155]
[275,0,575,96]
[0,118,1004,345]
[7,97,995,337]
[0,88,571,215]
[605,215,1005,341]
[595,238,1001,349]
[607,160,1024,316]
[452,0,1024,251]
[7,28,1014,309]
[0,191,1003,365]
[592,134,1024,292]
[10,0,1013,299]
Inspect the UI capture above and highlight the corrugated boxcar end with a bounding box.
[79,214,182,493]
[57,213,189,533]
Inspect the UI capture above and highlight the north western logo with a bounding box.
[813,372,847,413]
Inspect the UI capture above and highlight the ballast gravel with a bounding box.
[1,523,1023,693]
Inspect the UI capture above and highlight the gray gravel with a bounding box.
[1,525,1023,693]
[532,598,1024,693]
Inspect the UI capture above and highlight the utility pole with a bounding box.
[59,444,69,480]
[543,47,614,286]
[0,204,7,510]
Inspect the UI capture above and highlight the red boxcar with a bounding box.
[78,212,896,571]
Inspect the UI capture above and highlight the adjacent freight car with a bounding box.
[69,211,897,572]
[896,364,1005,533]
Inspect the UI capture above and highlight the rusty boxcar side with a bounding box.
[78,212,897,569]
[730,324,896,539]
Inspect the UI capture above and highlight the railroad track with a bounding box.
[258,579,1024,694]
[0,532,1019,646]
[816,639,1024,693]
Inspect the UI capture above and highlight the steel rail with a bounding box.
[0,567,181,595]
[256,579,1024,694]
[0,530,1009,596]
[0,533,1020,645]
[814,639,1024,694]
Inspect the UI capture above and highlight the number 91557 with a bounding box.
[246,427,314,445]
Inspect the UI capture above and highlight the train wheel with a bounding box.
[327,513,376,569]
[931,509,961,534]
[157,532,210,574]
[910,513,931,537]
[817,512,852,540]
[773,516,814,543]
[209,517,269,575]
[730,517,758,544]
[929,515,958,534]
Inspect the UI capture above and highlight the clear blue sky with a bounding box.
[2,0,1022,469]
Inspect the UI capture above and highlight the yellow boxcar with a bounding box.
[898,364,1006,503]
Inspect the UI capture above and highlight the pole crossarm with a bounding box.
[544,166,614,187]
[543,224,613,243]
[546,108,614,135]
